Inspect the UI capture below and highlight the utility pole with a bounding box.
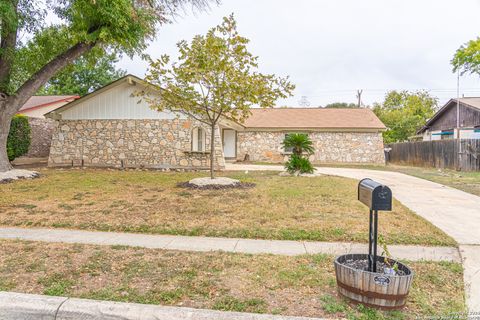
[456,70,460,139]
[299,96,310,107]
[356,90,363,108]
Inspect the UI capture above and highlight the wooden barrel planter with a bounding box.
[334,253,414,310]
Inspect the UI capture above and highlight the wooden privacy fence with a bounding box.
[386,139,480,171]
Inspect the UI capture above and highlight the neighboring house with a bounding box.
[18,95,80,118]
[16,95,79,158]
[418,97,480,141]
[46,75,386,169]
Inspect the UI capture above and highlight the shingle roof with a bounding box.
[243,108,386,130]
[458,97,480,110]
[19,95,79,112]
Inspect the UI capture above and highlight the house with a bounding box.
[418,97,480,141]
[16,95,79,158]
[46,75,386,169]
[18,95,80,118]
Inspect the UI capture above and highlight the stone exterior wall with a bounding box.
[237,131,385,164]
[26,118,55,158]
[48,119,225,169]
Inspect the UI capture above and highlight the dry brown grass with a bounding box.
[314,163,480,197]
[0,240,465,319]
[0,168,455,246]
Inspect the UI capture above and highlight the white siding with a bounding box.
[60,82,183,120]
[460,129,480,139]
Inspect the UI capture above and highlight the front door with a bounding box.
[223,129,236,159]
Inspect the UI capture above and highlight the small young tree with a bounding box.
[282,133,315,174]
[142,15,294,179]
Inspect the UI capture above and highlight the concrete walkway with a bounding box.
[226,163,480,311]
[0,292,321,320]
[0,227,459,262]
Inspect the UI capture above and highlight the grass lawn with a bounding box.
[385,165,480,197]
[0,168,455,246]
[312,162,480,197]
[0,240,465,319]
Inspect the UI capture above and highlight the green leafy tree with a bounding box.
[141,15,295,179]
[324,102,358,108]
[452,37,480,75]
[282,133,315,174]
[373,90,437,143]
[0,0,215,172]
[38,52,126,96]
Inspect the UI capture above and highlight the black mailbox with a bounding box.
[358,178,392,211]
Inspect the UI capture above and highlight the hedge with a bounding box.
[7,115,31,161]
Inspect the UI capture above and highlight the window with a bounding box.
[440,130,454,140]
[284,134,294,153]
[192,127,206,152]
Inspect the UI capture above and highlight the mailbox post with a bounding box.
[358,178,392,272]
[335,178,413,309]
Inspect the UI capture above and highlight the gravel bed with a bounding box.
[342,258,407,276]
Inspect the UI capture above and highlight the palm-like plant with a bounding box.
[282,133,314,156]
[282,133,315,174]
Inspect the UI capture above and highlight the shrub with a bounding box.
[282,133,315,174]
[285,154,315,174]
[7,115,31,161]
[282,133,314,156]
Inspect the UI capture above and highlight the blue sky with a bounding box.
[118,0,480,107]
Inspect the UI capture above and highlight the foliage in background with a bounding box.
[282,133,315,174]
[141,14,294,178]
[373,91,437,143]
[37,52,126,96]
[7,115,31,161]
[324,102,358,109]
[452,37,480,76]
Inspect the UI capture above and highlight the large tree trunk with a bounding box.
[0,123,12,172]
[210,123,216,179]
[0,97,16,172]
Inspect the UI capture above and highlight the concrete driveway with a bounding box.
[226,163,480,311]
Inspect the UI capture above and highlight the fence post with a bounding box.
[455,139,462,171]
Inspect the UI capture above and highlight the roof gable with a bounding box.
[418,97,480,133]
[45,75,144,118]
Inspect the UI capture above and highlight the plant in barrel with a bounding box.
[334,178,414,309]
[282,133,315,174]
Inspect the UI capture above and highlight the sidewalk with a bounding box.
[0,227,460,262]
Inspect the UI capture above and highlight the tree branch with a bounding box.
[12,41,96,110]
[168,108,211,125]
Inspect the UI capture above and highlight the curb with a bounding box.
[0,292,323,320]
